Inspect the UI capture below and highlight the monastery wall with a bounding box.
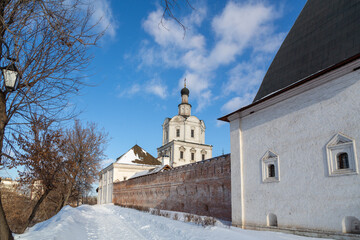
[113,154,231,221]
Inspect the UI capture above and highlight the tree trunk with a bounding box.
[0,90,13,239]
[55,194,65,214]
[20,188,51,233]
[0,187,14,240]
[55,184,72,213]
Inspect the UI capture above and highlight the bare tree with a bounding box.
[161,0,193,35]
[0,0,192,238]
[13,116,65,233]
[0,1,104,239]
[57,120,108,210]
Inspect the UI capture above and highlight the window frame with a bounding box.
[326,133,358,176]
[261,150,280,183]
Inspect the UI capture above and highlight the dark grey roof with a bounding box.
[181,87,189,96]
[253,0,360,102]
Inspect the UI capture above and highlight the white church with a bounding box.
[157,82,212,167]
[220,0,360,238]
[98,83,213,204]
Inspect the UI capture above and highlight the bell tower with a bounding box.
[178,79,191,117]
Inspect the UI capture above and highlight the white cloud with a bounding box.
[221,94,253,114]
[208,1,278,68]
[139,1,285,111]
[142,9,205,50]
[223,56,267,96]
[118,84,140,98]
[91,0,117,38]
[145,79,168,99]
[119,79,168,99]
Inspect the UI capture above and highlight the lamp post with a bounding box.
[0,39,20,240]
[1,62,20,91]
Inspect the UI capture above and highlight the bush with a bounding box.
[202,217,216,226]
[150,208,160,216]
[184,213,193,222]
[114,203,150,212]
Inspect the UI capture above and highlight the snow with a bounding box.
[116,149,139,164]
[15,204,330,240]
[129,165,170,179]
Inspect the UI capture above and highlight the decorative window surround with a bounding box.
[179,146,185,160]
[326,133,358,176]
[262,150,280,183]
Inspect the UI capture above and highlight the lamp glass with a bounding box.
[2,67,19,89]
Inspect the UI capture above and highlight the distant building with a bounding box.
[0,178,43,200]
[220,0,360,237]
[0,177,19,190]
[157,82,212,167]
[98,145,161,204]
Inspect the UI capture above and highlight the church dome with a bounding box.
[181,87,189,96]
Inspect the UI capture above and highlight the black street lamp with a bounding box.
[0,39,20,91]
[1,62,20,91]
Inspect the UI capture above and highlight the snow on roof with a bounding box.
[115,144,161,166]
[116,148,139,164]
[129,165,171,179]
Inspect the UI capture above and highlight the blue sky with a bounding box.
[2,0,307,178]
[74,0,307,166]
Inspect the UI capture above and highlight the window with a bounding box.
[191,129,194,138]
[343,216,360,234]
[123,177,127,181]
[267,213,278,227]
[165,129,168,141]
[326,133,358,176]
[191,152,195,161]
[180,151,184,159]
[268,164,275,177]
[337,152,349,169]
[261,150,280,183]
[201,149,207,160]
[176,129,180,137]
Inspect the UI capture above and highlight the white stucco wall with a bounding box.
[162,116,205,145]
[230,70,360,232]
[172,142,212,167]
[98,163,157,204]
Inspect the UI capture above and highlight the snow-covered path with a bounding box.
[15,204,329,240]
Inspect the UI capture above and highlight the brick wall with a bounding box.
[113,154,231,221]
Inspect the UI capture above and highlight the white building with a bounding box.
[157,83,212,167]
[219,0,360,238]
[98,145,161,204]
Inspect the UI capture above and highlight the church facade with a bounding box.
[157,83,212,167]
[220,0,360,237]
